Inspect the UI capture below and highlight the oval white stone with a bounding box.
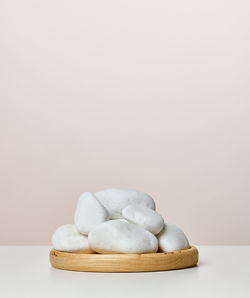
[122,204,164,235]
[51,224,93,253]
[157,223,190,252]
[74,192,109,235]
[88,220,158,254]
[95,188,155,219]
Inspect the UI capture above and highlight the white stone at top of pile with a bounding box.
[157,223,190,252]
[122,204,164,235]
[51,224,93,253]
[74,192,109,235]
[95,188,155,219]
[88,219,158,254]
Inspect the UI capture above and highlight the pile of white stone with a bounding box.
[52,188,190,254]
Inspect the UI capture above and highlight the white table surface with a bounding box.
[0,246,249,298]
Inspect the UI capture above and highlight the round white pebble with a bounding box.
[74,192,109,235]
[157,223,190,252]
[88,220,158,254]
[95,188,155,219]
[51,224,93,253]
[122,204,164,235]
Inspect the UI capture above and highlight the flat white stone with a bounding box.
[88,220,158,254]
[122,204,164,235]
[95,188,155,219]
[74,192,109,235]
[51,224,93,253]
[157,223,190,252]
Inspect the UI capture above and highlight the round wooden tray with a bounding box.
[50,245,198,272]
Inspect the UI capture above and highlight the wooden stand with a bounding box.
[50,245,198,272]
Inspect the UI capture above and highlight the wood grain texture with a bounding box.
[50,246,198,272]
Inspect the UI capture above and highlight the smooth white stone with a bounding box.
[95,188,155,219]
[88,220,158,254]
[74,192,109,235]
[157,223,190,252]
[122,204,164,235]
[51,224,93,253]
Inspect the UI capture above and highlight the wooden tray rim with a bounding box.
[50,245,199,272]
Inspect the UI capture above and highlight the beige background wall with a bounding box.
[1,0,250,245]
